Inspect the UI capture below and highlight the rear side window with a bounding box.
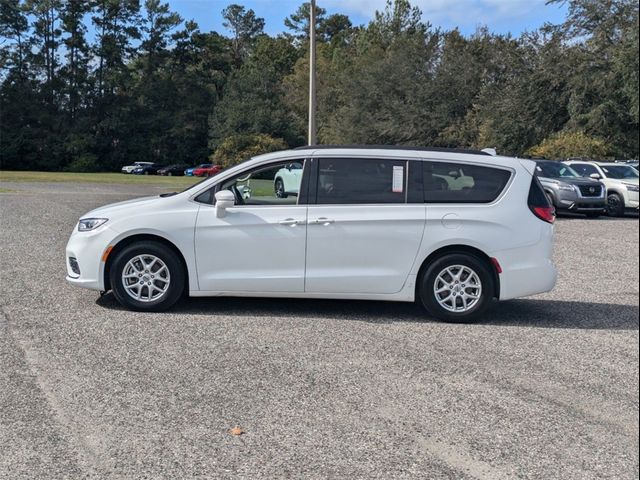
[316,158,406,204]
[528,175,551,207]
[423,161,511,203]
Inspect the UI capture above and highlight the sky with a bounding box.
[168,0,569,37]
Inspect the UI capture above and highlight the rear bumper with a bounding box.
[492,226,557,301]
[498,259,557,300]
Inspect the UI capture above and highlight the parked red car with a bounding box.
[193,164,223,177]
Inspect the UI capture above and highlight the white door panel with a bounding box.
[195,206,307,292]
[305,205,426,294]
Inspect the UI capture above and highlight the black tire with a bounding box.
[109,241,185,312]
[418,253,495,323]
[607,193,625,217]
[275,178,287,198]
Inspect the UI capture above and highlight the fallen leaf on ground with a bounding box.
[229,426,244,436]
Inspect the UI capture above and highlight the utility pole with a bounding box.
[308,0,317,145]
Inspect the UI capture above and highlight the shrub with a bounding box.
[526,131,611,160]
[210,134,288,169]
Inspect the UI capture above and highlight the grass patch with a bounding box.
[0,170,202,186]
[0,187,16,193]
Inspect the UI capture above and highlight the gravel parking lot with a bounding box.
[1,182,638,480]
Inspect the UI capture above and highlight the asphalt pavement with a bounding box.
[0,182,638,479]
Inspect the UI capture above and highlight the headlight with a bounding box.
[623,183,639,192]
[557,184,575,192]
[78,218,108,231]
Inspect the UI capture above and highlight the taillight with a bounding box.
[490,257,503,274]
[528,177,555,224]
[532,206,556,224]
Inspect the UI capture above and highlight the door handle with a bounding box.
[279,218,302,226]
[314,217,334,225]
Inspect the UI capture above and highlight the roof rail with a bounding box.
[292,144,490,156]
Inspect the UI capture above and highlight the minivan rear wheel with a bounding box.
[110,241,185,311]
[419,254,494,323]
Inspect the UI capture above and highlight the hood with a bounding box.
[81,196,160,219]
[537,176,601,187]
[556,177,604,187]
[620,178,639,185]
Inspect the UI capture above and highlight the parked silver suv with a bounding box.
[534,161,606,218]
[565,161,640,216]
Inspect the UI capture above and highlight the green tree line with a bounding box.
[1,0,638,172]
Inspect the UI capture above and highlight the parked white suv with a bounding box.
[274,162,303,198]
[121,161,154,174]
[565,161,639,216]
[66,147,557,322]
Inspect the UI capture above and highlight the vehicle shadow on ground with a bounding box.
[96,294,639,331]
[557,212,639,221]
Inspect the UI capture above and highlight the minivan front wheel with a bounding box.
[109,241,185,311]
[419,254,495,323]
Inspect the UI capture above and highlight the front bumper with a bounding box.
[569,196,607,213]
[555,188,606,213]
[65,225,117,291]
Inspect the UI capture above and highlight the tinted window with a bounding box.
[535,162,580,178]
[423,161,511,203]
[570,163,598,176]
[600,165,639,179]
[316,158,406,204]
[528,176,551,207]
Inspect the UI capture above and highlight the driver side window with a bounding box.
[206,160,306,206]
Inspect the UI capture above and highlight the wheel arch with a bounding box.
[103,233,189,292]
[607,188,624,198]
[543,188,558,207]
[415,244,501,300]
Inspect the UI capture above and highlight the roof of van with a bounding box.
[293,144,490,156]
[247,145,535,175]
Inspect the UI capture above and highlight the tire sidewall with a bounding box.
[275,178,286,198]
[110,242,185,311]
[419,253,495,323]
[607,193,624,217]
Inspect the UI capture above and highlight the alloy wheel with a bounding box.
[433,265,482,313]
[121,254,171,302]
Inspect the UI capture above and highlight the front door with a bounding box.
[194,160,308,293]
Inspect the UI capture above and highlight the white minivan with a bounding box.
[66,147,557,322]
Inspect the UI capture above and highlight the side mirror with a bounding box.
[590,173,602,180]
[215,190,235,218]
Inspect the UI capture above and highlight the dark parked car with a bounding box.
[132,163,161,175]
[157,164,188,176]
[534,160,607,218]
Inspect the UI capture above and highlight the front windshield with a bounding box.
[600,165,639,180]
[536,162,580,179]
